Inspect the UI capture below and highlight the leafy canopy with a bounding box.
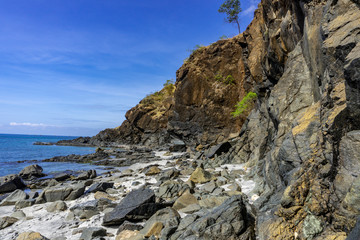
[218,0,242,33]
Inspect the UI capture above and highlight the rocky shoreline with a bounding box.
[0,146,259,240]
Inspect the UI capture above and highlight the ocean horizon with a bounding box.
[0,133,101,177]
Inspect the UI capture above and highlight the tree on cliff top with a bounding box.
[218,0,242,34]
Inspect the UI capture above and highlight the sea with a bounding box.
[0,133,107,177]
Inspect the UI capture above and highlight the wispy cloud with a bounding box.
[241,0,260,16]
[9,122,55,127]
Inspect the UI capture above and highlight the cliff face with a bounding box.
[89,0,360,238]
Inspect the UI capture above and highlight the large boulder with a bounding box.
[19,164,45,179]
[36,183,85,203]
[0,189,28,206]
[103,187,166,226]
[0,174,26,194]
[172,195,255,239]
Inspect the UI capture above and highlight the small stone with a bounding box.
[145,166,161,176]
[115,230,139,240]
[303,215,323,239]
[0,216,18,229]
[46,201,67,212]
[94,191,117,201]
[228,182,242,192]
[79,227,107,240]
[189,167,213,184]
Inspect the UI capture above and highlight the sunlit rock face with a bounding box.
[89,1,360,238]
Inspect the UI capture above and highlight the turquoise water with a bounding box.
[0,134,99,177]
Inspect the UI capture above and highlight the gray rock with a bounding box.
[201,181,218,193]
[70,200,99,219]
[74,170,97,180]
[0,189,28,206]
[103,187,165,226]
[79,227,107,240]
[54,173,71,181]
[19,164,45,179]
[302,215,323,239]
[205,142,232,158]
[0,174,26,194]
[36,183,85,203]
[10,210,26,219]
[116,221,143,235]
[347,216,360,240]
[85,182,114,194]
[174,195,255,239]
[46,201,68,212]
[0,216,18,229]
[156,180,189,201]
[15,199,35,209]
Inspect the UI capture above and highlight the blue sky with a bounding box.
[0,0,260,136]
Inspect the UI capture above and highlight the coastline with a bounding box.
[0,148,257,240]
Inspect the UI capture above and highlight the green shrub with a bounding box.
[231,92,257,117]
[219,35,228,40]
[215,73,224,82]
[188,44,205,54]
[224,75,235,85]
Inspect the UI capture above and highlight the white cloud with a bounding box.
[9,122,54,127]
[242,5,257,16]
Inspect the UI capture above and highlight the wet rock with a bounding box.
[16,231,49,240]
[85,182,114,194]
[46,201,68,212]
[0,189,28,206]
[0,174,26,194]
[0,216,18,229]
[19,164,45,179]
[74,169,97,180]
[79,227,107,240]
[189,167,213,184]
[103,187,165,226]
[53,173,71,181]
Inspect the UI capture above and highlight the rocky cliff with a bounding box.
[87,0,360,238]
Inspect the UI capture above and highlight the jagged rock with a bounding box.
[19,164,45,179]
[172,192,198,211]
[36,183,85,203]
[136,207,180,240]
[0,216,18,229]
[0,189,28,206]
[85,182,114,194]
[16,232,49,240]
[103,187,165,226]
[198,196,229,209]
[189,167,213,184]
[156,180,189,201]
[169,139,186,152]
[53,173,71,181]
[174,195,255,239]
[74,169,97,180]
[156,168,180,183]
[303,215,323,239]
[205,142,232,158]
[0,174,26,193]
[79,227,107,240]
